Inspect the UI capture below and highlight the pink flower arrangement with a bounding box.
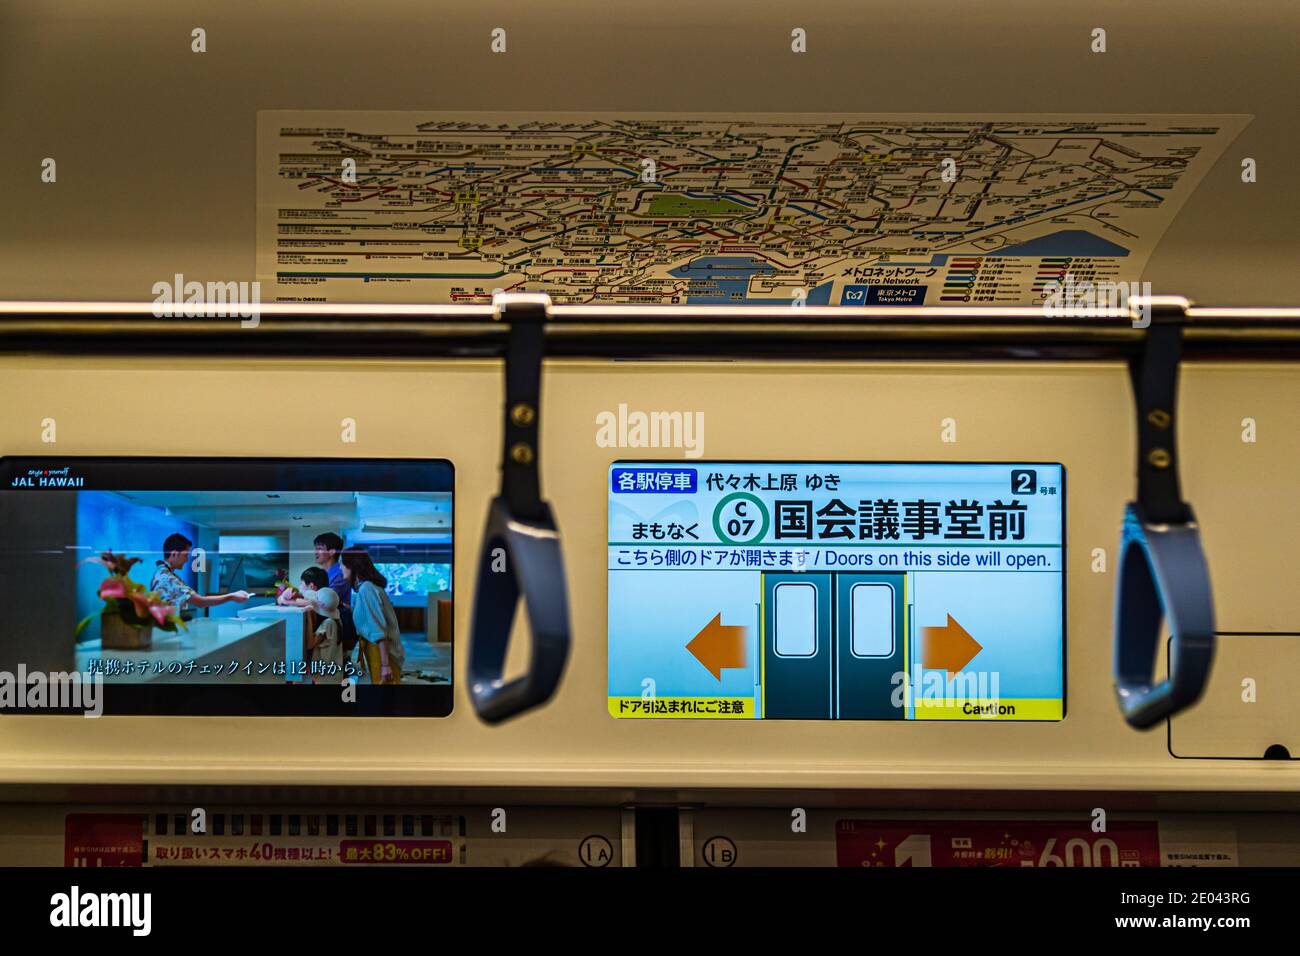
[75,551,187,636]
[273,569,300,600]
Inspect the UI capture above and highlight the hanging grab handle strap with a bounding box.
[467,295,571,723]
[1113,298,1215,729]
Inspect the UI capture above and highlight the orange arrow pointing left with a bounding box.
[922,614,983,676]
[686,613,749,680]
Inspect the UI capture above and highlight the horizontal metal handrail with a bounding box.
[2,300,1299,361]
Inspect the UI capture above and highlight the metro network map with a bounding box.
[257,112,1248,306]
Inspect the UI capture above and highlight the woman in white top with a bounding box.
[339,548,405,684]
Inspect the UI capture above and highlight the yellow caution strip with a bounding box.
[911,698,1063,721]
[608,696,754,718]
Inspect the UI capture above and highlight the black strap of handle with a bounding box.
[499,296,548,519]
[1128,302,1192,525]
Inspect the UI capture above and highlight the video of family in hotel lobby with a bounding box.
[4,487,453,687]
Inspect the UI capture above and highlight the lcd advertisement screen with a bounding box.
[608,462,1065,721]
[0,458,454,717]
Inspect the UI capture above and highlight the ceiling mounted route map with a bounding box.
[256,112,1249,307]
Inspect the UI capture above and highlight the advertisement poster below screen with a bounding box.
[833,820,1238,867]
[608,461,1065,721]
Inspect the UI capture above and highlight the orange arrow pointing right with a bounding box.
[922,614,983,676]
[686,613,749,680]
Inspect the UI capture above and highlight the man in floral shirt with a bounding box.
[150,533,251,618]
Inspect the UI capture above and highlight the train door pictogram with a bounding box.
[762,573,833,718]
[763,572,907,719]
[834,574,906,719]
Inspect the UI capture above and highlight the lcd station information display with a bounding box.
[608,462,1065,721]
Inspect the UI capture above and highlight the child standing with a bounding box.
[279,566,345,682]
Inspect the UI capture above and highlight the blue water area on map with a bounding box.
[986,230,1130,257]
[672,256,832,304]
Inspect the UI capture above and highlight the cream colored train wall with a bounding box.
[0,355,1295,793]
